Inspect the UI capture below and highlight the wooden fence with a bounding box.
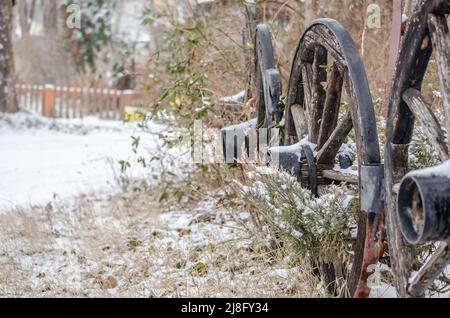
[15,83,143,120]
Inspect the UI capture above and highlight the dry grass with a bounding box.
[0,177,321,298]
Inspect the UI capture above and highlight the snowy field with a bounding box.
[0,111,188,209]
[0,111,312,298]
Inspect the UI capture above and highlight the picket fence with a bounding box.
[15,83,143,120]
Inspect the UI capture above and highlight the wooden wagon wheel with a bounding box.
[222,23,281,163]
[284,19,384,298]
[384,0,450,298]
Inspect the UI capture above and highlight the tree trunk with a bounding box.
[304,0,318,28]
[43,0,58,34]
[18,0,36,36]
[0,0,18,113]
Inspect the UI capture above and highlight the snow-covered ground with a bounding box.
[0,111,190,209]
[0,112,313,297]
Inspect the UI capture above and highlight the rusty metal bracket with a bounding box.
[360,164,384,214]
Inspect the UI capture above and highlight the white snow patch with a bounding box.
[0,111,192,209]
[268,137,316,157]
[220,91,246,103]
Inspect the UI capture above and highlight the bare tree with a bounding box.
[0,0,18,113]
[17,0,36,36]
[43,0,59,34]
[304,0,318,27]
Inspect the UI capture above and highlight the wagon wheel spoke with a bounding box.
[290,104,307,140]
[301,63,314,133]
[402,88,449,161]
[318,62,343,149]
[408,242,450,297]
[428,14,450,135]
[309,46,328,144]
[316,110,353,165]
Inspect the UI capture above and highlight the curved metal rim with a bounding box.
[254,24,280,127]
[286,18,381,165]
[254,24,276,77]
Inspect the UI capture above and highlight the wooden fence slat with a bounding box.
[72,81,77,118]
[43,84,56,118]
[15,83,140,120]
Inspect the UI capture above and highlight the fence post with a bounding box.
[119,90,135,120]
[43,84,56,117]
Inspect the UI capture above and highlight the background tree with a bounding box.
[0,0,18,113]
[304,0,318,27]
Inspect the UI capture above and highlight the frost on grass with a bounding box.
[238,168,358,268]
[0,181,320,298]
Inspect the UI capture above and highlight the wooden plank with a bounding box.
[110,89,116,119]
[37,85,44,114]
[402,88,449,161]
[26,85,31,112]
[96,87,102,118]
[55,86,61,117]
[43,84,55,118]
[71,81,78,118]
[88,87,94,116]
[31,85,36,112]
[316,111,353,165]
[102,88,108,119]
[117,91,124,120]
[428,14,450,136]
[79,84,85,118]
[63,82,68,118]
